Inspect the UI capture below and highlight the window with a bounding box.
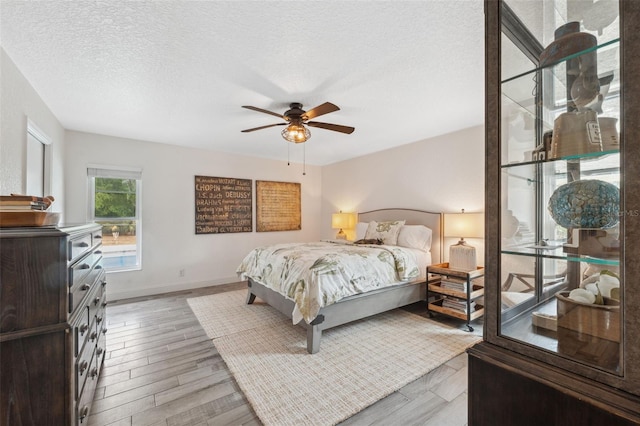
[26,120,51,197]
[88,166,142,272]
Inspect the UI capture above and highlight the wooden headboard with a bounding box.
[357,208,443,264]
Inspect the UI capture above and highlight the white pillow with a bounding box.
[397,225,432,252]
[355,222,369,240]
[364,220,405,245]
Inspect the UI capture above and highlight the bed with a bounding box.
[237,208,443,353]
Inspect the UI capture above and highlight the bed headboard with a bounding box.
[357,208,443,264]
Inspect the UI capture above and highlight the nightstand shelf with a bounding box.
[428,281,485,300]
[428,299,485,321]
[427,262,485,331]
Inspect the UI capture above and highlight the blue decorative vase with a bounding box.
[548,179,620,229]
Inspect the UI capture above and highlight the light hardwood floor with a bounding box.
[88,282,482,426]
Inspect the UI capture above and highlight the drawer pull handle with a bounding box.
[96,316,103,324]
[90,367,99,378]
[94,297,101,305]
[79,405,89,422]
[97,347,104,356]
[103,328,108,335]
[79,360,89,374]
[102,301,108,308]
[101,280,107,287]
[90,332,98,342]
[95,265,103,270]
[94,234,102,239]
[79,323,89,334]
[77,242,89,248]
[95,250,102,255]
[79,263,90,270]
[81,284,91,291]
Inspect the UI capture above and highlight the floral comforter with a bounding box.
[236,242,421,324]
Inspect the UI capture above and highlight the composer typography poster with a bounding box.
[194,176,252,234]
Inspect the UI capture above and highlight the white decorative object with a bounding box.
[599,117,619,151]
[449,243,478,272]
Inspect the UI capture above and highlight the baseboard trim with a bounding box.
[107,276,240,302]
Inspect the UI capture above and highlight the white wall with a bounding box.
[321,126,485,265]
[0,48,66,213]
[64,131,322,300]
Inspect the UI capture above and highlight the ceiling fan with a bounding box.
[241,102,355,143]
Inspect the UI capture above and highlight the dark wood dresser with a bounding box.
[1,223,107,425]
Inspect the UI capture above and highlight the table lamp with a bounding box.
[332,211,355,240]
[444,209,484,271]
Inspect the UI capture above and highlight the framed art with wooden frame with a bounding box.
[256,180,301,232]
[194,175,252,234]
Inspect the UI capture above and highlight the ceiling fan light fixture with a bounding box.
[281,122,311,143]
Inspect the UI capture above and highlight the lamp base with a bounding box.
[335,229,347,240]
[449,242,477,272]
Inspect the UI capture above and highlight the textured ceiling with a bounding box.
[0,0,485,165]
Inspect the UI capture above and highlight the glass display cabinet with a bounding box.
[468,1,640,424]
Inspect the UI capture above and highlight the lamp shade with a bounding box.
[444,211,484,240]
[332,212,355,230]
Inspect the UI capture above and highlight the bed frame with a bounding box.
[245,208,443,354]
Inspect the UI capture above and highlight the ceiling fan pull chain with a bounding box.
[287,142,290,166]
[303,143,306,176]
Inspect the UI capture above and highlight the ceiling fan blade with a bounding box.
[241,123,287,132]
[307,121,355,134]
[303,102,340,120]
[242,105,285,120]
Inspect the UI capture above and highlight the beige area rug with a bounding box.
[187,290,481,426]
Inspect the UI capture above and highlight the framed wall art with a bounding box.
[194,175,252,234]
[256,180,301,232]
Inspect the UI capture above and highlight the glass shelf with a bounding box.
[501,149,620,169]
[502,242,620,266]
[501,152,620,187]
[501,38,620,85]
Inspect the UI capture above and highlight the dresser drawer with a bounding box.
[91,229,103,248]
[95,331,106,369]
[88,276,107,323]
[95,317,107,377]
[75,336,94,399]
[69,251,102,290]
[76,353,100,425]
[68,233,93,263]
[69,257,104,314]
[73,306,91,356]
[76,326,100,401]
[95,300,107,345]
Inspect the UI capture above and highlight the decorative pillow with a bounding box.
[397,225,432,252]
[364,220,405,245]
[355,222,369,240]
